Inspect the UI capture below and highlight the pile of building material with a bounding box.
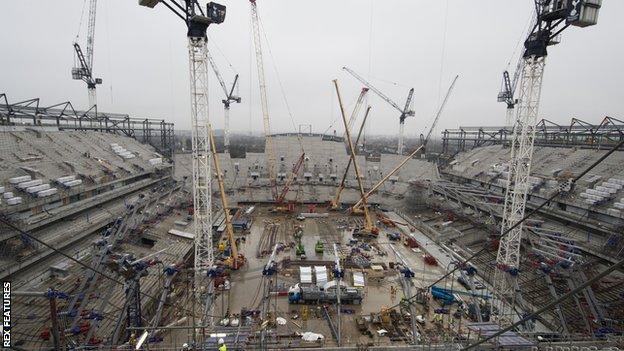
[110,143,135,159]
[580,177,623,206]
[56,175,82,188]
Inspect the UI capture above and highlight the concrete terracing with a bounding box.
[176,134,439,206]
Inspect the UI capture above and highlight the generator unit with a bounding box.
[287,283,362,305]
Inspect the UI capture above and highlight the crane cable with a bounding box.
[258,17,304,154]
[75,0,88,42]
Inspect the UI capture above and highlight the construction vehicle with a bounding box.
[349,77,458,214]
[274,153,305,213]
[430,285,491,306]
[296,240,306,257]
[329,90,371,211]
[249,0,305,208]
[315,240,324,254]
[209,125,246,270]
[333,79,378,237]
[287,283,362,305]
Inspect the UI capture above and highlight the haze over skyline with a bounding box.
[1,1,622,137]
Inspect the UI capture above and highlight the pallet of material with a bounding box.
[168,229,194,239]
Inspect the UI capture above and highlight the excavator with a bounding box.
[209,125,246,270]
[333,79,378,237]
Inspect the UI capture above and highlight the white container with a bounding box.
[7,197,22,205]
[26,184,51,194]
[37,188,58,197]
[614,203,624,210]
[148,158,163,166]
[56,175,76,183]
[63,179,82,187]
[0,186,4,194]
[9,175,31,184]
[17,179,42,189]
[3,192,14,199]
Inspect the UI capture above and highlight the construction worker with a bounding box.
[218,338,227,351]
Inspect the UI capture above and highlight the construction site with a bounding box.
[1,0,623,350]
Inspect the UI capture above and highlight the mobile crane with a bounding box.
[209,125,246,270]
[250,0,305,207]
[330,103,371,210]
[333,79,378,237]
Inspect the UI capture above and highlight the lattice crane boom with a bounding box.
[206,49,240,151]
[250,0,278,200]
[139,0,226,325]
[423,75,458,147]
[72,0,101,108]
[342,66,415,154]
[493,0,601,325]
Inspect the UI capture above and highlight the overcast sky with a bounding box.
[1,1,622,137]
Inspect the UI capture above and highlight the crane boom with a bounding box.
[276,152,305,204]
[209,125,241,268]
[342,67,403,112]
[86,0,97,70]
[331,105,370,209]
[398,88,414,155]
[206,49,229,97]
[333,79,375,234]
[342,66,415,155]
[423,75,458,147]
[206,49,240,152]
[351,144,423,210]
[72,0,101,108]
[250,0,278,200]
[345,87,369,136]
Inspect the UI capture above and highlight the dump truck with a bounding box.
[287,283,362,305]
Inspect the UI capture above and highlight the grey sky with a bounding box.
[1,1,622,136]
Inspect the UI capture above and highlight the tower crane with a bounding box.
[72,0,102,108]
[334,79,378,237]
[209,125,246,269]
[493,0,601,326]
[342,67,414,155]
[139,0,226,317]
[206,50,241,152]
[250,0,278,201]
[497,13,537,127]
[349,72,456,212]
